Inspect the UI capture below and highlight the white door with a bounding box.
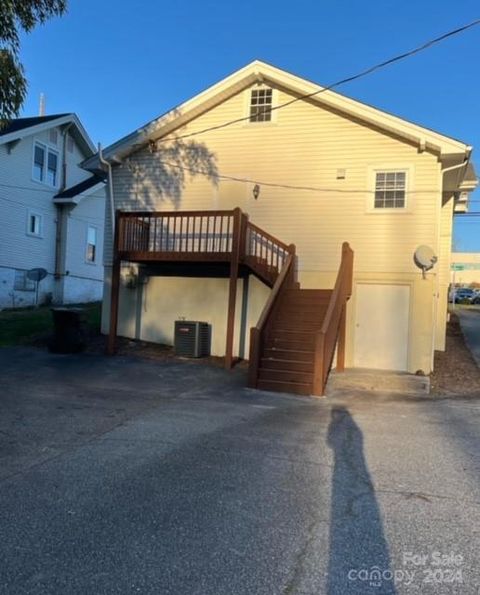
[354,284,410,371]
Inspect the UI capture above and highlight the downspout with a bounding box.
[431,156,470,368]
[54,124,73,303]
[98,143,115,237]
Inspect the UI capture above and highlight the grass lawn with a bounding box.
[0,302,102,347]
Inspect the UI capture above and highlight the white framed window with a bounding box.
[249,87,273,122]
[27,211,42,237]
[86,226,97,263]
[67,135,74,153]
[47,150,58,186]
[33,143,45,182]
[14,269,35,292]
[32,141,59,187]
[374,171,407,209]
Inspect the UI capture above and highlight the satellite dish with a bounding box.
[414,245,437,278]
[27,268,48,282]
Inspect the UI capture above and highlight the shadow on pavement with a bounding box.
[327,406,396,594]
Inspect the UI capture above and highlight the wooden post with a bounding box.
[288,243,296,285]
[225,208,242,369]
[247,327,260,387]
[336,305,346,372]
[106,211,122,355]
[312,330,325,396]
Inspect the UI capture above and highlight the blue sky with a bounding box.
[18,0,480,250]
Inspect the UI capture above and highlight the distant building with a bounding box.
[451,252,480,286]
[0,114,106,309]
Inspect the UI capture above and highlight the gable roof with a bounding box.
[82,60,472,173]
[0,114,69,136]
[0,113,96,157]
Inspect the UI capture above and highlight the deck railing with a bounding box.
[312,242,354,395]
[245,221,291,277]
[116,208,293,286]
[118,210,236,256]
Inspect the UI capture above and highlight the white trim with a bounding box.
[366,164,414,213]
[26,210,43,238]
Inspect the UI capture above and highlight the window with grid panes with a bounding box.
[374,171,406,208]
[249,88,273,122]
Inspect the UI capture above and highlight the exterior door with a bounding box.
[354,283,410,371]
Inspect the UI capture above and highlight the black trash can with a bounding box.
[48,308,86,353]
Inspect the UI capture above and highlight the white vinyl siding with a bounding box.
[0,127,105,308]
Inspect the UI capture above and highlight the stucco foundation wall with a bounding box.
[0,266,57,310]
[63,275,104,304]
[102,266,434,372]
[102,268,270,358]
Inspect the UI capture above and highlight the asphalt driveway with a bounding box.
[0,348,479,594]
[457,306,480,367]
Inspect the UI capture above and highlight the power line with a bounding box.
[0,172,446,195]
[153,18,480,145]
[142,158,470,196]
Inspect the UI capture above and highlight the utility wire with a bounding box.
[153,18,480,144]
[0,175,447,196]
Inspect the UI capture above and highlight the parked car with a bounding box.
[471,290,480,305]
[450,288,477,303]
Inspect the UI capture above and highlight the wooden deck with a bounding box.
[108,207,353,396]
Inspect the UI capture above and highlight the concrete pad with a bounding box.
[326,368,430,397]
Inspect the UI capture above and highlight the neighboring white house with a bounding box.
[0,114,106,309]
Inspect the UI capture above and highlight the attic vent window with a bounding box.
[249,88,273,122]
[374,171,406,209]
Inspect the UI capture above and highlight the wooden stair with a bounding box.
[256,289,332,395]
[111,209,353,396]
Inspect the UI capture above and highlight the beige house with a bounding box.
[83,61,476,393]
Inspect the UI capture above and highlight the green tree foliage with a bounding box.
[0,1,67,126]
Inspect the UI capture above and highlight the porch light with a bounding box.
[253,184,260,200]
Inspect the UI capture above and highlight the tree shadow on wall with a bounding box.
[119,134,219,210]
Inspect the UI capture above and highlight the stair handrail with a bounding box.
[244,221,293,283]
[247,246,296,388]
[313,242,354,396]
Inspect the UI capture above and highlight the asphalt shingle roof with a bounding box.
[0,114,70,137]
[54,175,105,199]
